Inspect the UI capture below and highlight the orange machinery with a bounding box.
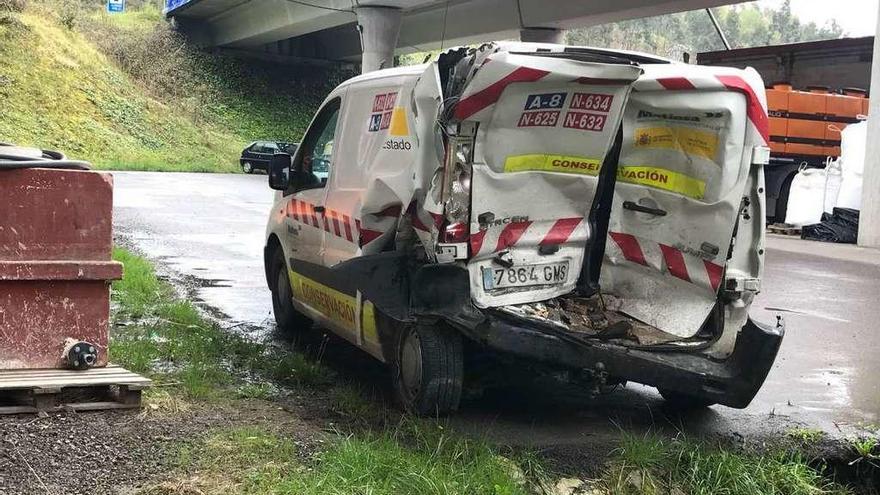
[766,83,868,159]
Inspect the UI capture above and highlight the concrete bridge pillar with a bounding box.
[356,6,402,73]
[859,5,880,247]
[520,27,565,44]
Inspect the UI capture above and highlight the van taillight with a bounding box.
[441,221,469,243]
[441,122,475,236]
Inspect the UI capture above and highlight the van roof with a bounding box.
[338,63,430,90]
[337,43,675,91]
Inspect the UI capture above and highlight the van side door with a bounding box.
[281,96,354,333]
[282,98,340,271]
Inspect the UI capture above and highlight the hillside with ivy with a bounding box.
[0,0,348,172]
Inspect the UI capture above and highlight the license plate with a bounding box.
[482,262,569,290]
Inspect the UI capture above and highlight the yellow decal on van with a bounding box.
[617,166,706,200]
[362,300,379,345]
[389,107,409,136]
[504,154,602,175]
[634,126,719,160]
[289,270,356,329]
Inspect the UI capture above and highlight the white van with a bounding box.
[263,42,783,415]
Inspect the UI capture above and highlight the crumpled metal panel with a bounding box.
[454,50,641,308]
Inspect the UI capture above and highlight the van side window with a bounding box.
[290,98,340,193]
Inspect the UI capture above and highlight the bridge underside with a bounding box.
[168,0,738,71]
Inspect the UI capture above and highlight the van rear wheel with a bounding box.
[393,323,463,416]
[242,161,254,174]
[658,388,716,409]
[270,248,311,335]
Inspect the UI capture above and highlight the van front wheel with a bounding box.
[393,324,463,416]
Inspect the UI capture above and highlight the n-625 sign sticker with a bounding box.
[517,91,613,132]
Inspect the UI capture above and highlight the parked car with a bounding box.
[240,141,298,173]
[263,42,783,415]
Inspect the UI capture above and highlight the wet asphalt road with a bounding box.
[112,171,879,442]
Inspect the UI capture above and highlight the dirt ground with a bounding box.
[0,396,328,495]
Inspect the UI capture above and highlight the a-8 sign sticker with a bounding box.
[517,91,614,132]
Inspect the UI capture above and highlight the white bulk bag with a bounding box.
[824,157,842,214]
[836,121,867,210]
[784,165,827,227]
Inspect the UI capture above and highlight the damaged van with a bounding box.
[263,42,783,415]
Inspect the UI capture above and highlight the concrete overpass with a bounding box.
[164,0,737,72]
[164,0,880,248]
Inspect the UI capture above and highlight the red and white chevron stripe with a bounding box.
[358,199,444,254]
[285,199,359,245]
[466,215,723,293]
[285,198,445,253]
[606,231,724,293]
[452,58,634,122]
[469,217,589,257]
[407,199,444,234]
[454,64,550,121]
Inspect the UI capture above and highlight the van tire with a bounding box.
[393,323,463,416]
[242,162,254,174]
[270,248,311,335]
[658,388,716,409]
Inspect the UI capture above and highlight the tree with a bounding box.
[565,2,847,61]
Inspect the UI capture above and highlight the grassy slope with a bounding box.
[0,4,331,172]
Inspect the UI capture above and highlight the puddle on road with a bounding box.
[798,367,854,413]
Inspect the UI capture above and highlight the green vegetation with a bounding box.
[787,427,827,444]
[170,422,535,495]
[153,425,856,495]
[600,433,852,495]
[111,246,330,397]
[0,1,342,172]
[849,437,879,465]
[567,0,845,61]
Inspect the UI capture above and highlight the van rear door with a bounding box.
[600,65,769,338]
[454,50,642,308]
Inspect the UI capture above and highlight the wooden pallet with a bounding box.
[767,223,802,236]
[0,365,151,415]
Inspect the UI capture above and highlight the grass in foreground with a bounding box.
[166,422,536,495]
[787,427,827,444]
[601,433,852,495]
[111,247,329,398]
[148,425,856,495]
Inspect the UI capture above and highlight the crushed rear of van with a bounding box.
[399,43,783,409]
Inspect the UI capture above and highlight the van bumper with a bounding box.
[461,313,783,409]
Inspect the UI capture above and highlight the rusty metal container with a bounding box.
[0,168,122,369]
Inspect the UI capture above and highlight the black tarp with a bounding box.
[801,208,860,243]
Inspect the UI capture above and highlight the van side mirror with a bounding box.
[268,153,291,190]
